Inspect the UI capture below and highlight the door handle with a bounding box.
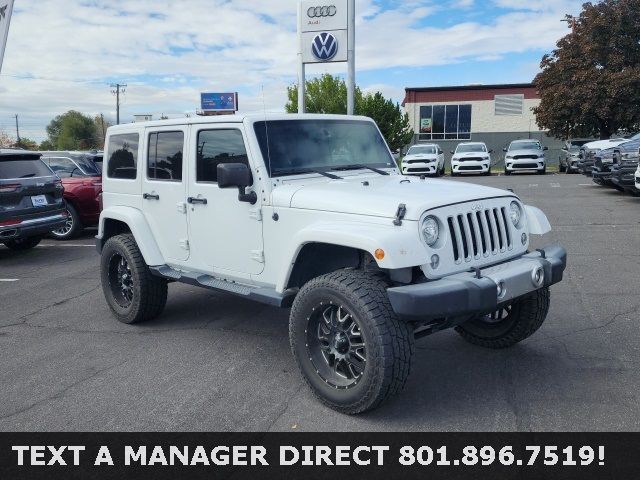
[187,197,208,205]
[143,193,160,200]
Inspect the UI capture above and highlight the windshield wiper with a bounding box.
[273,168,342,180]
[331,164,390,175]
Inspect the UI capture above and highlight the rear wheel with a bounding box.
[455,288,550,349]
[50,203,82,240]
[100,233,167,324]
[290,270,414,414]
[3,236,42,251]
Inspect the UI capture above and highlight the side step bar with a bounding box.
[149,265,296,308]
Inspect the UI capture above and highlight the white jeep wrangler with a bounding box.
[97,114,566,414]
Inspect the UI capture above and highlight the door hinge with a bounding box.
[250,250,265,263]
[249,208,262,221]
[179,239,190,251]
[176,202,187,214]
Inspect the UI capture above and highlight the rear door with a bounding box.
[141,126,190,263]
[0,154,64,224]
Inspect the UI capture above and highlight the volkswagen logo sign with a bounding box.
[311,32,338,61]
[307,5,337,18]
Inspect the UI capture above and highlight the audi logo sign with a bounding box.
[307,5,337,18]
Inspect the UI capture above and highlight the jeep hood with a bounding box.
[272,175,514,221]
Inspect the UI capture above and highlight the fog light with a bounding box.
[374,249,385,260]
[532,266,544,287]
[521,233,527,245]
[496,280,507,300]
[430,254,440,269]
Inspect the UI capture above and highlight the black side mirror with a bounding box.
[488,149,494,154]
[502,148,507,152]
[217,163,257,205]
[543,146,549,151]
[450,150,454,155]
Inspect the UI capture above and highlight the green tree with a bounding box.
[15,137,39,151]
[46,110,99,150]
[286,74,413,151]
[534,0,640,139]
[38,139,55,151]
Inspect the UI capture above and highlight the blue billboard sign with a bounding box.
[201,92,238,112]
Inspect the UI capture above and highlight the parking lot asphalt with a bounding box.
[1,173,639,432]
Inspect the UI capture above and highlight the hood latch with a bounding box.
[393,203,407,226]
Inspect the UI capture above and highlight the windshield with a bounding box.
[407,145,437,155]
[509,141,541,151]
[456,144,486,153]
[253,120,395,177]
[74,155,101,176]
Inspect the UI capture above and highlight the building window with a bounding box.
[418,104,472,141]
[495,94,524,115]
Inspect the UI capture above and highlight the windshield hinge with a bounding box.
[249,208,262,221]
[251,250,265,263]
[393,203,407,226]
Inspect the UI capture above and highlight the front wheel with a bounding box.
[289,270,414,414]
[100,233,168,324]
[455,287,550,349]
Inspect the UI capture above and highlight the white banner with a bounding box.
[0,0,15,73]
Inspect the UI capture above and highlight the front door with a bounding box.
[141,126,189,263]
[187,124,264,276]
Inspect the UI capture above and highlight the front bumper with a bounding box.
[452,161,489,174]
[505,159,545,171]
[387,244,566,321]
[402,161,438,175]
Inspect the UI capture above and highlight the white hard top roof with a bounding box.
[107,113,372,132]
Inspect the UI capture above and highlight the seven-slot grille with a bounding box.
[447,207,513,263]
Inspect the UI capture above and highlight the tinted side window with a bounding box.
[147,131,184,181]
[107,134,139,179]
[197,129,249,183]
[47,157,82,178]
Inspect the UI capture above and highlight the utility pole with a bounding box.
[110,83,127,125]
[100,113,105,139]
[14,114,19,142]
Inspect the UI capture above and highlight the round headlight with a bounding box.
[422,216,439,246]
[509,201,522,227]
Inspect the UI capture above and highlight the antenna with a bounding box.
[261,85,273,179]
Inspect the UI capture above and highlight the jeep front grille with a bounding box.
[447,207,513,263]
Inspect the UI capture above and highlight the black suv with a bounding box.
[0,150,67,250]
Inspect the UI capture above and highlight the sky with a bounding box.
[0,0,585,143]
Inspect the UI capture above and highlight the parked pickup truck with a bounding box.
[97,114,567,414]
[610,138,640,195]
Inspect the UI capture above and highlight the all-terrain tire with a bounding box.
[289,269,414,414]
[455,287,550,349]
[101,233,167,324]
[4,236,42,250]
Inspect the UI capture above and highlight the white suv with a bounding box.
[401,144,445,177]
[450,142,492,176]
[503,139,547,175]
[97,114,566,414]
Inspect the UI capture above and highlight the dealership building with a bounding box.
[402,83,563,166]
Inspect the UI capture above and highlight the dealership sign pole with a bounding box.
[298,0,356,115]
[0,0,15,74]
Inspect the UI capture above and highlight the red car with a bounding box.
[40,151,103,240]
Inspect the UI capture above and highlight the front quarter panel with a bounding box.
[524,205,551,235]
